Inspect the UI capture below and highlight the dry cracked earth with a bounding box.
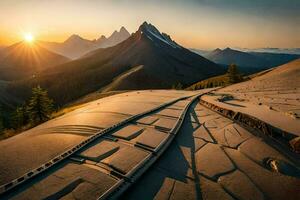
[0,90,299,200]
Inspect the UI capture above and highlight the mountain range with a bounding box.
[238,48,300,55]
[40,27,130,59]
[203,48,300,73]
[1,22,299,111]
[8,22,224,105]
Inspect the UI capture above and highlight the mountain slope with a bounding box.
[217,58,300,119]
[9,22,224,105]
[0,42,69,80]
[40,27,130,59]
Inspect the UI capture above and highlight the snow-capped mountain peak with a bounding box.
[138,21,181,49]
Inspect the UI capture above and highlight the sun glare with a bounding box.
[24,33,34,43]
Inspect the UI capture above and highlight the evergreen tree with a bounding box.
[27,86,54,124]
[172,82,183,90]
[12,105,28,129]
[227,64,242,84]
[0,106,4,133]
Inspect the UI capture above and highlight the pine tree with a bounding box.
[227,64,242,84]
[172,82,183,90]
[12,105,28,129]
[27,86,54,124]
[0,105,4,133]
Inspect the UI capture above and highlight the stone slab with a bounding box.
[112,125,144,140]
[239,138,291,164]
[135,129,168,149]
[10,163,117,200]
[154,118,177,131]
[195,143,235,178]
[136,116,159,125]
[225,148,300,200]
[101,146,149,174]
[193,125,215,143]
[79,140,120,162]
[156,109,182,118]
[218,170,264,200]
[199,175,234,200]
[211,124,252,148]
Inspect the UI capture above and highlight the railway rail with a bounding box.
[1,89,299,200]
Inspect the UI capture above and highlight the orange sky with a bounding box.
[0,0,299,49]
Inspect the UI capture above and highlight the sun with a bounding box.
[24,33,34,43]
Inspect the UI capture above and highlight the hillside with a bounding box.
[186,74,228,90]
[0,42,69,80]
[8,22,224,106]
[218,58,300,118]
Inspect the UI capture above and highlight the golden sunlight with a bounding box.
[24,33,34,43]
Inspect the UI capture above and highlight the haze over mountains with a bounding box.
[40,27,130,59]
[195,47,300,73]
[238,48,300,55]
[8,22,223,105]
[0,21,299,111]
[0,42,69,81]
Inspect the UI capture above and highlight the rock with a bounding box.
[289,137,300,153]
[266,158,300,177]
[224,148,300,200]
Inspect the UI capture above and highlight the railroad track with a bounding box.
[1,90,211,199]
[2,89,300,200]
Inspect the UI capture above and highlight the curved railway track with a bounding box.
[0,90,211,199]
[1,89,300,200]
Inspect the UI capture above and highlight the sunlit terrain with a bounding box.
[0,1,299,200]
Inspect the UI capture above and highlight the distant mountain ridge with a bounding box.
[95,27,131,48]
[40,27,131,59]
[204,47,300,73]
[206,47,266,67]
[238,48,300,55]
[9,21,224,105]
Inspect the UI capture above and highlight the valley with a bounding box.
[0,1,299,198]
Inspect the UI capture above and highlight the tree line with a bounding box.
[188,64,243,90]
[0,86,54,137]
